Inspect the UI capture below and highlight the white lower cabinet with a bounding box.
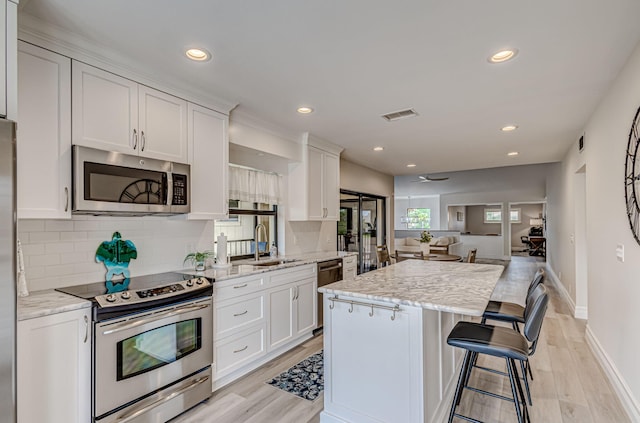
[212,264,317,390]
[343,255,357,280]
[267,284,295,350]
[17,307,91,423]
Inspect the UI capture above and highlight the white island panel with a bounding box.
[319,260,503,423]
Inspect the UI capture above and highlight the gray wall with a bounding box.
[465,205,502,235]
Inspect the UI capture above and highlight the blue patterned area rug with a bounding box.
[266,350,324,401]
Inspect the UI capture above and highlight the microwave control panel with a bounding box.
[172,174,188,205]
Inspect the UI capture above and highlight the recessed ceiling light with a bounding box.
[501,125,519,132]
[373,146,384,151]
[488,49,518,63]
[185,48,211,62]
[507,151,519,156]
[297,107,314,114]
[407,163,416,168]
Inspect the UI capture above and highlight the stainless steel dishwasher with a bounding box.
[317,258,343,330]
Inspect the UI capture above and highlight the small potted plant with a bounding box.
[183,250,215,271]
[417,231,432,254]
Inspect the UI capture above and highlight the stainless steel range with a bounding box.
[57,272,213,423]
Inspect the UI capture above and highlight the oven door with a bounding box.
[94,297,212,419]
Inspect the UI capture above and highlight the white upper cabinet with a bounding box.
[0,1,7,118]
[187,102,229,220]
[72,61,188,163]
[288,133,342,221]
[138,85,188,162]
[17,42,72,219]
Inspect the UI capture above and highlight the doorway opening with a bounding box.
[338,190,386,274]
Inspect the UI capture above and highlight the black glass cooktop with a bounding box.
[56,272,198,299]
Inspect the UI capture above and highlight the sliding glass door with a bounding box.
[338,190,386,274]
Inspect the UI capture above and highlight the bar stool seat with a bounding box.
[482,269,545,329]
[448,322,529,361]
[483,301,525,324]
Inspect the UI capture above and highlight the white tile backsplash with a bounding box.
[18,217,214,292]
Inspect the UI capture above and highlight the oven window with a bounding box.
[116,318,202,381]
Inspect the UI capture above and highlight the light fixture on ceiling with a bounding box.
[373,146,384,151]
[488,49,518,64]
[185,48,211,62]
[406,163,416,168]
[508,151,519,156]
[297,107,314,114]
[501,124,519,132]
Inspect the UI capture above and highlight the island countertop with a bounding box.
[318,259,504,316]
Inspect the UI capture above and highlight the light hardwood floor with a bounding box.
[174,256,628,423]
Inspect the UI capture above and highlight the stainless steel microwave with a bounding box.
[72,145,190,215]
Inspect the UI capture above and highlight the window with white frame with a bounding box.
[484,208,502,223]
[484,207,522,223]
[405,208,431,229]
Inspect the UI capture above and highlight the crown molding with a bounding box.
[18,13,237,114]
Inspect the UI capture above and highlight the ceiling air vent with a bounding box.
[381,108,419,122]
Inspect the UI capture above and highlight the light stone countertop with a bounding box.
[182,251,358,282]
[18,289,92,321]
[318,259,504,316]
[18,251,357,319]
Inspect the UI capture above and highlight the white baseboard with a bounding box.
[585,325,640,422]
[544,263,582,319]
[574,305,588,320]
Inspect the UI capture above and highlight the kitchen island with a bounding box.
[318,259,504,423]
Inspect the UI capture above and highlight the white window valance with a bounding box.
[229,165,281,204]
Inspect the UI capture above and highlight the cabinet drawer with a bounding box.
[343,255,357,265]
[215,327,265,376]
[215,275,265,301]
[269,264,315,288]
[215,294,265,339]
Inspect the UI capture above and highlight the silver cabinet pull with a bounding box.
[115,375,209,423]
[233,310,248,317]
[64,187,69,212]
[83,315,89,343]
[233,345,248,354]
[141,130,146,151]
[132,129,138,149]
[233,283,248,289]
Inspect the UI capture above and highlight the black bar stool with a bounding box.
[447,285,549,423]
[482,269,545,331]
[480,268,545,404]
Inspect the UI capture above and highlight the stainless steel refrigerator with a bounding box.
[0,118,17,422]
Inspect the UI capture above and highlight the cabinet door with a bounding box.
[138,85,188,162]
[187,103,228,219]
[295,277,317,336]
[17,308,91,423]
[72,61,138,154]
[268,285,294,350]
[17,42,71,219]
[323,151,340,220]
[307,146,325,220]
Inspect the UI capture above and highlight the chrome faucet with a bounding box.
[254,223,267,261]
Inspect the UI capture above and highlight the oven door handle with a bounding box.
[319,264,342,272]
[114,374,210,423]
[101,302,210,335]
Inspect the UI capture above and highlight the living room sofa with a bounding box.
[394,235,463,256]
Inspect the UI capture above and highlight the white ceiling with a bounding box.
[18,0,640,176]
